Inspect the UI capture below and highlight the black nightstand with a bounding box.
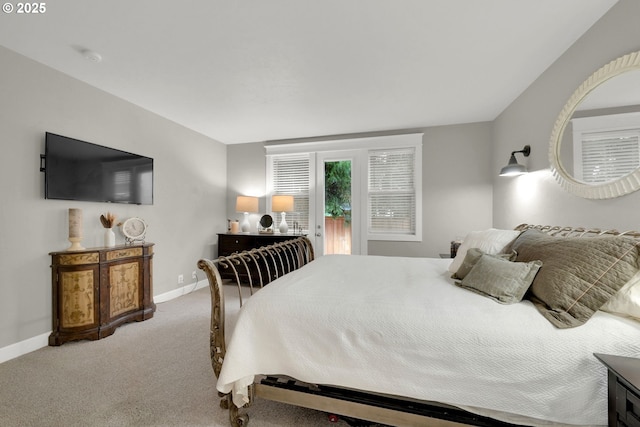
[594,353,640,427]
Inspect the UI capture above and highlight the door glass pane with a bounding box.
[324,160,352,255]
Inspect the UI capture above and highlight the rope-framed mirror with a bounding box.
[549,50,640,199]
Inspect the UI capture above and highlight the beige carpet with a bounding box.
[0,284,359,427]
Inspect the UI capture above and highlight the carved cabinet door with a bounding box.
[101,258,143,324]
[56,265,100,331]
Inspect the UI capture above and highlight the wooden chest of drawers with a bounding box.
[217,233,302,283]
[218,233,301,256]
[49,243,155,346]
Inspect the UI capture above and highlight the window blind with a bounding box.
[271,154,310,232]
[580,131,640,183]
[368,148,416,236]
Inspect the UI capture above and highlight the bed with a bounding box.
[197,224,640,427]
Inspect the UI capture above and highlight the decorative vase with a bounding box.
[68,208,85,251]
[104,228,115,247]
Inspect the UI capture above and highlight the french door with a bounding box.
[314,151,362,256]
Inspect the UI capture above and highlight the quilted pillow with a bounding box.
[452,247,517,280]
[511,229,640,328]
[448,228,521,273]
[458,254,542,304]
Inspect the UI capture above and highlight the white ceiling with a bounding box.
[0,0,618,144]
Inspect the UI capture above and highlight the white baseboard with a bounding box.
[0,331,50,364]
[153,280,208,303]
[0,280,207,364]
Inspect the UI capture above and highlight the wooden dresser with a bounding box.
[217,233,303,283]
[595,353,640,427]
[49,243,155,346]
[218,233,302,256]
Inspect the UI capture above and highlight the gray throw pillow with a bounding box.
[452,247,517,280]
[511,229,640,328]
[458,254,542,304]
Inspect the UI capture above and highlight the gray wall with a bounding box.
[227,122,494,258]
[0,46,227,350]
[493,0,640,230]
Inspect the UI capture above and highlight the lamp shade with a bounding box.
[499,155,528,176]
[236,196,259,213]
[499,145,531,177]
[272,195,294,212]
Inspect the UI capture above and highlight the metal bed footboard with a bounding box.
[197,236,314,378]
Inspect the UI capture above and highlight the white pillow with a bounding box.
[600,269,640,321]
[448,228,521,274]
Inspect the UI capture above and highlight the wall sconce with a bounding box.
[499,145,531,177]
[236,196,259,233]
[271,195,294,234]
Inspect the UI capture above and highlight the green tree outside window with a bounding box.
[324,161,351,222]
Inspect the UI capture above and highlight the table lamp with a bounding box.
[236,196,259,233]
[271,195,294,234]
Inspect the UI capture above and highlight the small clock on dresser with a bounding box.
[122,217,147,244]
[259,214,274,234]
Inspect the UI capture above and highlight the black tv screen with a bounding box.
[44,132,154,205]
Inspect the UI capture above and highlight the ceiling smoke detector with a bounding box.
[81,49,102,63]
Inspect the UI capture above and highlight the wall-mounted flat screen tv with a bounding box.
[43,132,154,205]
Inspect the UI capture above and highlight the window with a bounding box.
[368,147,417,237]
[266,133,422,243]
[572,113,640,183]
[268,154,311,232]
[578,131,640,183]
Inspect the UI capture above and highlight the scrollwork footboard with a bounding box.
[197,236,315,426]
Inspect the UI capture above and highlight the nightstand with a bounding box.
[594,353,640,427]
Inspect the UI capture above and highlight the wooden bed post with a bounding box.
[197,257,253,426]
[196,258,227,379]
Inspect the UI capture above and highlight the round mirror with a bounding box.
[259,214,273,229]
[549,51,640,199]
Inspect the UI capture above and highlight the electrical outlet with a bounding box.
[178,274,184,284]
[192,271,197,280]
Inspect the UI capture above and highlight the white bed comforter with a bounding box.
[217,255,640,426]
